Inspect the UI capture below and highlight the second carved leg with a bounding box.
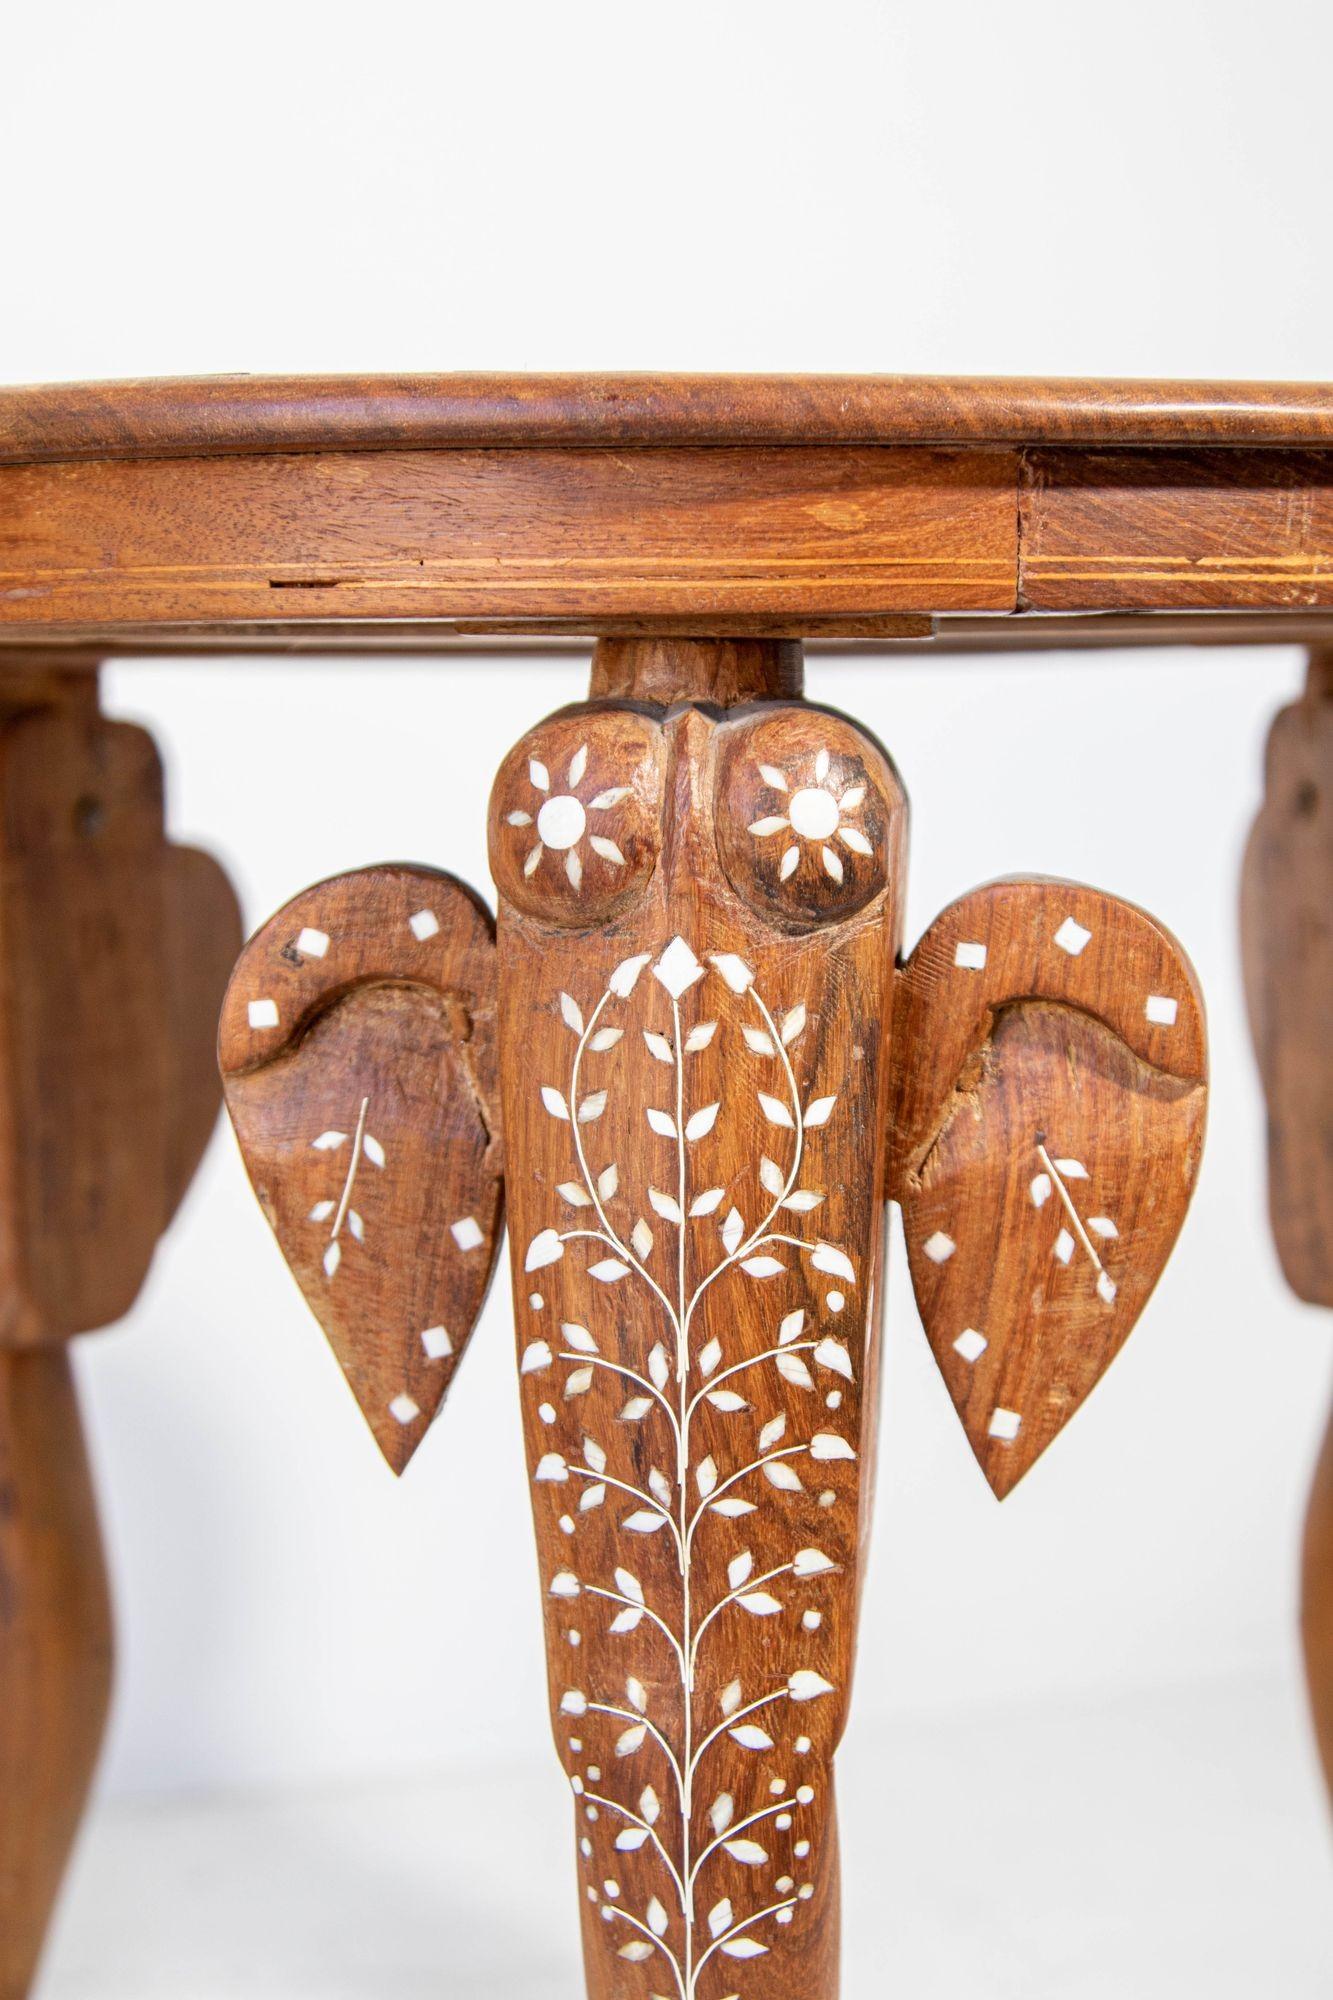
[1242,649,1333,1808]
[0,1350,112,2000]
[0,669,241,1994]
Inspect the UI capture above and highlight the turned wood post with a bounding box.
[0,666,240,1998]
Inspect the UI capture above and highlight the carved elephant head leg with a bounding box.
[222,635,1209,2000]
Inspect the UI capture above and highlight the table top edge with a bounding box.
[6,372,1333,463]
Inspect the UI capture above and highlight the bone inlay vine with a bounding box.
[747,746,874,886]
[506,742,632,892]
[307,1096,387,1277]
[522,937,857,1997]
[1030,1141,1119,1305]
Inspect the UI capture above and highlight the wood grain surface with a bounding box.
[489,685,907,2000]
[1021,450,1333,610]
[5,373,1333,462]
[0,695,237,1345]
[892,881,1207,1497]
[220,866,504,1473]
[0,444,1018,634]
[0,1350,112,2000]
[1241,654,1333,1305]
[1241,651,1333,1812]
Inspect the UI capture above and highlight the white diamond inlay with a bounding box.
[1145,993,1178,1026]
[451,1216,484,1251]
[923,1231,956,1264]
[954,940,988,970]
[247,998,279,1029]
[409,909,440,941]
[988,1407,1021,1441]
[653,936,705,998]
[421,1324,453,1360]
[389,1393,420,1425]
[954,1327,988,1363]
[296,927,330,959]
[1054,917,1092,956]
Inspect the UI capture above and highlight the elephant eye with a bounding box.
[713,707,899,930]
[488,706,664,925]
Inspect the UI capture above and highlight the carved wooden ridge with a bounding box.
[221,637,1208,1998]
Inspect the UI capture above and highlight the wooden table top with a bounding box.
[2,374,1332,657]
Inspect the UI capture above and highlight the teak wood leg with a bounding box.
[223,634,1207,1999]
[1241,647,1333,1807]
[0,667,240,1995]
[0,1350,112,2000]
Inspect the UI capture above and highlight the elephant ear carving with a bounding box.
[889,879,1207,1498]
[219,865,504,1474]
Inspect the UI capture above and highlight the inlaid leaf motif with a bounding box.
[724,1839,769,1865]
[723,1936,768,1959]
[776,1351,814,1389]
[708,1389,748,1411]
[781,1004,807,1044]
[764,1460,803,1492]
[507,938,868,1994]
[742,1254,786,1278]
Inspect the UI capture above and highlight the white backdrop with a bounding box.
[2,0,1330,1810]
